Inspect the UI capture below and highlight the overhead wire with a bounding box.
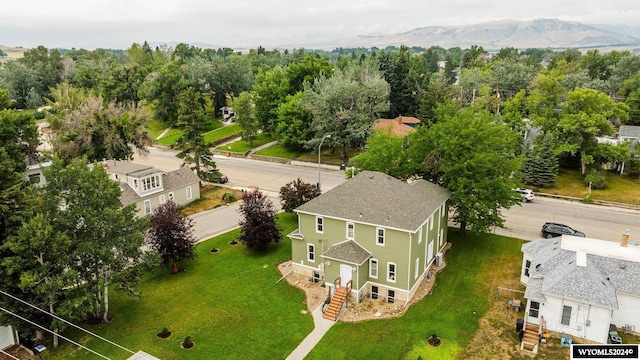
[0,305,110,360]
[0,289,135,355]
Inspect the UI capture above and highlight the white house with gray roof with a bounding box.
[289,171,450,315]
[520,233,640,344]
[102,160,201,218]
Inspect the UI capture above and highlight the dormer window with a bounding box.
[141,175,161,192]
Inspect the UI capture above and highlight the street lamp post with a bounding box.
[317,134,331,191]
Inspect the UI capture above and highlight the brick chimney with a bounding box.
[621,229,630,247]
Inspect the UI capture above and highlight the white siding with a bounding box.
[539,296,611,344]
[520,254,533,285]
[0,325,16,349]
[611,293,640,332]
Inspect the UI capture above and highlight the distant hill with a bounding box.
[330,18,640,51]
[0,45,27,62]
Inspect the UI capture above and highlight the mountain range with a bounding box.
[313,18,640,51]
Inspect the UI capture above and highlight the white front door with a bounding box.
[340,264,352,287]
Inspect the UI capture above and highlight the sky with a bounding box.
[1,0,638,50]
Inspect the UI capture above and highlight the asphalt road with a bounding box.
[134,147,640,244]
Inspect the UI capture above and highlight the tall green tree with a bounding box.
[285,54,334,94]
[49,93,150,163]
[407,107,523,235]
[378,46,422,118]
[233,91,260,147]
[303,61,390,164]
[555,88,629,174]
[275,92,314,150]
[139,60,187,125]
[42,158,148,323]
[0,61,42,108]
[174,87,219,180]
[253,67,288,132]
[352,129,411,180]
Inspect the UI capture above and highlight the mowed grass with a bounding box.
[216,133,274,153]
[537,168,640,205]
[307,231,525,360]
[46,212,314,360]
[254,143,299,159]
[203,124,242,145]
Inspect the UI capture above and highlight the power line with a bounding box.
[0,289,135,355]
[0,305,110,360]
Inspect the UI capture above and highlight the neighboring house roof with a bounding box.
[321,240,371,265]
[523,237,640,309]
[373,116,421,137]
[119,167,200,205]
[619,125,640,140]
[295,170,450,232]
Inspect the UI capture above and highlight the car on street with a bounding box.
[541,222,586,238]
[515,188,534,202]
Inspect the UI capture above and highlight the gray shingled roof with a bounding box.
[523,238,640,309]
[295,171,450,232]
[321,240,371,265]
[118,167,200,205]
[619,125,640,139]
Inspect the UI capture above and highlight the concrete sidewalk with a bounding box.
[285,305,335,360]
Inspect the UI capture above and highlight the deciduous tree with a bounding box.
[279,178,321,213]
[147,201,197,273]
[238,190,280,251]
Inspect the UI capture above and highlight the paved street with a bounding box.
[134,146,640,244]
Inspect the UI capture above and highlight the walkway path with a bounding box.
[285,304,335,360]
[155,127,172,140]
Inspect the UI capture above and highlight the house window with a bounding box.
[142,175,161,192]
[418,228,422,244]
[159,195,166,204]
[387,290,395,303]
[346,222,354,239]
[186,186,192,200]
[530,301,540,318]
[307,244,315,262]
[28,173,41,184]
[415,258,420,279]
[133,179,138,189]
[561,305,572,326]
[376,227,385,246]
[114,173,119,180]
[371,286,379,300]
[430,216,434,230]
[168,192,174,201]
[524,260,532,277]
[144,200,151,214]
[387,262,396,283]
[369,258,378,278]
[316,216,323,233]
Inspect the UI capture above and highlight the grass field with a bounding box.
[203,125,241,145]
[215,133,274,153]
[180,185,243,216]
[537,168,640,205]
[46,212,313,360]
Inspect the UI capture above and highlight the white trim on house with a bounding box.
[376,227,385,246]
[369,258,378,279]
[387,262,396,283]
[346,222,355,239]
[315,216,324,234]
[307,243,315,263]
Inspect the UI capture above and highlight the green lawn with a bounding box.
[146,120,171,139]
[254,143,299,159]
[46,212,313,360]
[203,124,242,145]
[216,133,274,153]
[537,168,640,205]
[307,231,525,360]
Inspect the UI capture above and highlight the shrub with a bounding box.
[182,336,194,348]
[158,327,171,338]
[627,159,640,179]
[222,193,236,202]
[584,169,608,190]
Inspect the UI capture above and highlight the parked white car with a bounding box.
[515,188,534,202]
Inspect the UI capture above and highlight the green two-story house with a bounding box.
[288,170,450,305]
